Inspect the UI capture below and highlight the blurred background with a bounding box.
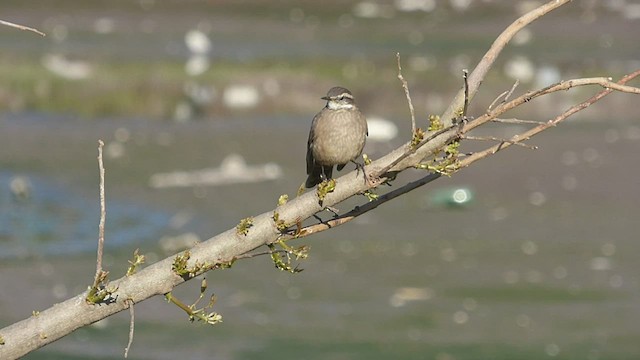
[1,1,639,359]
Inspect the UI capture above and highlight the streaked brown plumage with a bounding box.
[305,86,368,188]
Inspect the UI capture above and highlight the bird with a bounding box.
[305,86,368,188]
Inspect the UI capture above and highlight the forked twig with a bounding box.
[459,70,640,168]
[488,80,519,111]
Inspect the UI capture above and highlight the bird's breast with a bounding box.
[311,109,367,165]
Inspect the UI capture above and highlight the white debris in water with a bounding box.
[42,54,93,80]
[504,56,535,83]
[450,0,472,12]
[185,55,210,76]
[10,176,31,200]
[367,117,398,142]
[149,153,282,188]
[353,2,395,18]
[185,29,211,54]
[623,3,640,19]
[395,0,436,12]
[223,85,261,109]
[389,287,434,307]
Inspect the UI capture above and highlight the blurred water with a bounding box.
[0,171,171,259]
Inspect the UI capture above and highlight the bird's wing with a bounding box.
[306,111,320,175]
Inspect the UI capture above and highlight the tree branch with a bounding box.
[3,1,639,358]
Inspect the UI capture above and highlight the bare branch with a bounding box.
[396,52,417,134]
[458,70,640,169]
[488,80,519,111]
[463,77,640,134]
[124,300,135,358]
[94,140,107,284]
[462,69,469,120]
[463,135,538,150]
[491,118,545,125]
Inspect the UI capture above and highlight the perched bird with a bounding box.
[305,86,368,188]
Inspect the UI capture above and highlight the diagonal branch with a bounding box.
[6,2,639,359]
[440,0,572,126]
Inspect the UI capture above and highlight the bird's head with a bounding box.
[323,86,356,110]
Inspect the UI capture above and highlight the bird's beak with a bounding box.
[321,96,330,100]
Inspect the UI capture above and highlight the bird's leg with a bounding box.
[351,159,375,187]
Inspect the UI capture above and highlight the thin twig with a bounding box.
[463,135,538,150]
[488,80,519,111]
[487,90,509,112]
[94,140,106,285]
[0,19,46,36]
[396,53,416,134]
[503,80,519,102]
[462,69,469,120]
[491,118,545,125]
[124,300,135,358]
